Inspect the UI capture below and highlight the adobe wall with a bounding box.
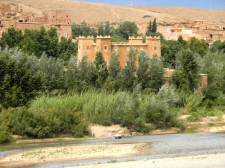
[1,20,16,29]
[78,36,96,62]
[112,43,148,67]
[78,36,161,67]
[43,9,71,25]
[146,37,161,58]
[96,36,112,64]
[50,24,72,39]
[0,4,11,14]
[15,22,42,31]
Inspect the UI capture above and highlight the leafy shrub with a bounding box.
[133,118,154,134]
[2,107,90,139]
[0,124,12,144]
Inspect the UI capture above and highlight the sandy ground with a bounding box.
[0,143,149,167]
[73,153,225,168]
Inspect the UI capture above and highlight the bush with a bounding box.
[2,107,90,139]
[133,118,154,134]
[0,124,12,144]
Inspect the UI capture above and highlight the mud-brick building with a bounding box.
[0,3,72,40]
[78,36,161,67]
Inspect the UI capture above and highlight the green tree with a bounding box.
[0,28,23,49]
[0,49,44,107]
[98,22,105,36]
[147,56,165,92]
[136,50,150,90]
[116,21,139,40]
[72,21,97,38]
[188,37,208,56]
[146,20,152,34]
[104,21,114,36]
[105,47,121,91]
[172,49,200,91]
[210,40,225,53]
[58,37,77,61]
[161,39,187,68]
[202,52,225,100]
[94,51,108,88]
[46,28,59,57]
[119,47,137,91]
[152,18,157,33]
[19,29,38,55]
[78,55,97,91]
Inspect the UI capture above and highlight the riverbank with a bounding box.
[72,153,225,168]
[0,143,150,168]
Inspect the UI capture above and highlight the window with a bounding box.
[104,45,108,51]
[86,46,90,50]
[96,46,100,51]
[154,46,157,50]
[78,45,81,50]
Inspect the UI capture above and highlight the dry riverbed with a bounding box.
[0,143,150,168]
[73,153,225,168]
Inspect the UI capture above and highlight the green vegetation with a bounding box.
[0,27,77,61]
[0,20,225,143]
[72,21,138,41]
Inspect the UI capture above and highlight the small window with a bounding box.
[104,45,108,51]
[86,46,90,50]
[78,45,80,50]
[154,46,157,50]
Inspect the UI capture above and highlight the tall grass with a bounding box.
[30,90,118,125]
[30,89,184,131]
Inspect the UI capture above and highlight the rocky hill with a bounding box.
[1,0,224,33]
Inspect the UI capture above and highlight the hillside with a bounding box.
[133,6,225,27]
[1,0,225,33]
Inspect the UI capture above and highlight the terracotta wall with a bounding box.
[78,36,161,67]
[15,22,42,31]
[0,4,11,13]
[78,37,96,62]
[96,37,112,64]
[112,44,148,67]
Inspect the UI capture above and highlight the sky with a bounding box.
[73,0,225,10]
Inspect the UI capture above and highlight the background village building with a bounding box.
[158,20,225,42]
[0,3,72,39]
[78,36,161,67]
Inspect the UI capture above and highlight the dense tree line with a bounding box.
[0,27,77,61]
[72,21,139,41]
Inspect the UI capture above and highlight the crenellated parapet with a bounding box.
[129,36,143,39]
[78,36,94,39]
[146,36,161,39]
[96,35,111,38]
